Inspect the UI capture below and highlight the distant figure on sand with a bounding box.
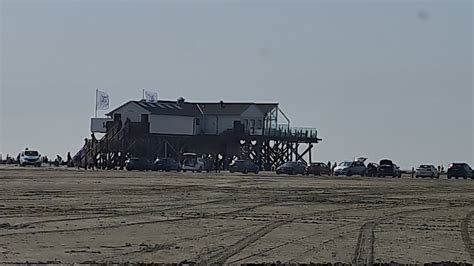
[87,155,96,171]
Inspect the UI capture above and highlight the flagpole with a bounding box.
[95,89,98,118]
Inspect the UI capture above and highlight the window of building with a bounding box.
[257,120,263,129]
[250,119,255,128]
[195,118,201,125]
[114,113,122,121]
[243,119,249,128]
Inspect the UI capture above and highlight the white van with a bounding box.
[181,153,208,172]
[19,149,42,167]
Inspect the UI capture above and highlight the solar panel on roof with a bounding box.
[157,103,166,108]
[174,105,183,110]
[164,103,175,109]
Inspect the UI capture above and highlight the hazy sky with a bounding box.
[1,0,472,168]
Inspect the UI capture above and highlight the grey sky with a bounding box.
[1,0,472,168]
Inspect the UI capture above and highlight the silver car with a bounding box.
[334,158,367,176]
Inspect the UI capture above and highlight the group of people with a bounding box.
[0,153,73,167]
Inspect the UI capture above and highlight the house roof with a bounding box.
[255,103,278,114]
[107,100,279,117]
[108,100,202,117]
[197,103,253,115]
[197,102,278,116]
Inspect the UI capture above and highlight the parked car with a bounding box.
[305,162,330,176]
[366,163,379,177]
[447,163,473,179]
[19,149,42,167]
[415,165,439,178]
[276,161,306,175]
[229,160,259,174]
[377,159,402,178]
[153,158,181,172]
[125,157,152,171]
[334,158,367,176]
[182,153,210,172]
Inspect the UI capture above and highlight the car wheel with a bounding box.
[254,170,259,174]
[346,171,352,177]
[447,175,451,179]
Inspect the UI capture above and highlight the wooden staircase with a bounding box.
[73,120,134,169]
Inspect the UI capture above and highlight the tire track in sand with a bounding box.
[352,206,448,265]
[201,204,381,264]
[460,210,474,261]
[0,200,276,237]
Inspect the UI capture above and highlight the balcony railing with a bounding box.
[262,125,319,139]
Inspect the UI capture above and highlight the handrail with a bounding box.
[261,126,319,139]
[74,120,128,166]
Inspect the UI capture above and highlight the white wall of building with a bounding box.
[241,105,264,135]
[201,115,265,135]
[90,118,113,133]
[200,116,217,135]
[112,102,149,122]
[241,105,264,118]
[149,115,195,135]
[108,102,266,136]
[201,115,244,135]
[217,115,242,134]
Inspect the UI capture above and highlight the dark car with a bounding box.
[447,163,473,179]
[366,163,379,177]
[276,161,306,175]
[229,160,259,174]
[306,162,330,176]
[125,157,152,171]
[153,158,181,172]
[377,159,402,178]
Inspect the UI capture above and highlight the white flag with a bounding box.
[96,90,110,110]
[144,90,158,103]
